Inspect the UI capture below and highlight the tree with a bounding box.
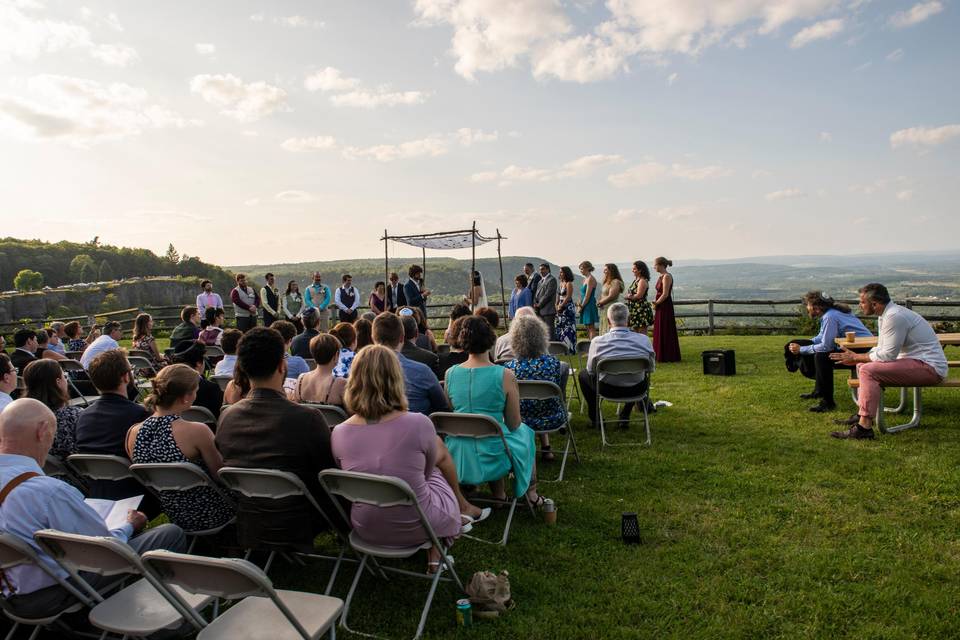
[164,243,180,265]
[98,259,114,281]
[99,293,121,313]
[13,269,43,292]
[79,262,97,283]
[69,254,97,280]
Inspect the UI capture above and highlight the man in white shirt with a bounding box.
[80,321,123,369]
[829,283,947,439]
[334,274,362,323]
[0,353,16,412]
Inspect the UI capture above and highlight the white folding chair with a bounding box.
[127,355,157,400]
[319,470,463,640]
[430,412,534,546]
[0,532,95,640]
[302,403,348,428]
[32,530,212,638]
[181,405,218,429]
[212,375,233,391]
[595,357,653,447]
[143,550,343,640]
[129,462,237,553]
[517,380,580,482]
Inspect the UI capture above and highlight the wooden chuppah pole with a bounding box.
[470,220,476,301]
[383,229,389,293]
[497,229,507,323]
[422,247,426,289]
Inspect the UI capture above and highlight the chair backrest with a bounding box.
[43,454,72,479]
[65,351,84,360]
[437,344,451,356]
[304,358,317,371]
[217,467,308,501]
[181,405,217,426]
[318,469,415,509]
[33,529,142,578]
[57,359,85,373]
[575,339,591,356]
[517,380,563,401]
[0,532,94,608]
[596,357,652,376]
[204,345,225,358]
[128,349,152,359]
[430,412,502,438]
[547,341,569,356]
[127,356,156,374]
[129,462,221,493]
[67,454,134,482]
[302,403,346,427]
[212,375,232,391]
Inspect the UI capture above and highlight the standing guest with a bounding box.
[369,281,387,314]
[509,274,533,320]
[0,354,16,412]
[196,280,224,317]
[170,341,224,420]
[260,272,280,327]
[524,262,541,301]
[291,308,320,359]
[404,265,431,321]
[169,306,201,352]
[230,273,260,333]
[282,280,304,332]
[198,307,226,346]
[386,272,406,312]
[329,322,357,378]
[36,330,66,362]
[596,264,625,335]
[47,322,67,355]
[126,364,235,532]
[494,307,537,362]
[555,266,578,353]
[828,283,948,440]
[533,263,558,340]
[216,327,345,549]
[624,260,654,335]
[22,360,79,459]
[11,328,38,373]
[578,261,599,340]
[652,257,681,362]
[335,274,362,324]
[63,321,96,354]
[287,334,347,406]
[214,329,242,377]
[443,303,472,344]
[271,320,310,381]
[373,314,448,416]
[304,272,331,331]
[786,291,872,413]
[354,318,373,351]
[79,321,123,369]
[132,313,167,367]
[400,315,440,375]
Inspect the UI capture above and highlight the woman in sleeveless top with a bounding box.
[625,260,654,334]
[578,261,599,340]
[125,364,235,533]
[596,263,625,335]
[289,333,348,406]
[652,257,681,362]
[554,266,577,353]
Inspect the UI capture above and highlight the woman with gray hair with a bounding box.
[503,315,567,462]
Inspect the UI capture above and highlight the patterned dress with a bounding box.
[51,406,81,459]
[133,334,165,366]
[333,348,355,378]
[554,287,577,353]
[66,338,87,353]
[626,278,654,330]
[130,414,235,532]
[504,356,566,431]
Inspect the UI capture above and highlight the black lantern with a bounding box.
[621,512,641,544]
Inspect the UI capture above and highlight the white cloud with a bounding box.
[79,7,123,32]
[888,1,943,28]
[765,187,805,201]
[0,74,200,146]
[853,60,872,72]
[608,160,732,187]
[475,153,623,185]
[334,128,497,161]
[613,206,698,222]
[667,72,678,86]
[886,48,904,61]
[889,124,960,149]
[670,163,733,180]
[195,43,216,56]
[250,13,324,28]
[557,153,623,177]
[275,190,319,203]
[470,171,499,183]
[896,189,914,201]
[456,127,499,146]
[280,135,337,152]
[819,131,832,142]
[500,165,554,183]
[304,67,361,92]
[189,74,288,122]
[790,18,845,48]
[329,89,429,108]
[89,42,138,66]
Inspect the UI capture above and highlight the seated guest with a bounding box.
[403,307,437,353]
[0,334,6,354]
[504,315,567,461]
[11,328,38,372]
[41,329,67,361]
[829,283,948,439]
[329,322,357,378]
[171,340,224,419]
[223,367,251,405]
[79,321,123,369]
[22,360,80,459]
[169,306,201,351]
[438,317,470,376]
[271,320,310,380]
[444,316,546,506]
[578,302,655,427]
[132,313,167,368]
[291,308,320,359]
[196,279,224,317]
[198,307,226,346]
[494,306,537,362]
[360,311,377,323]
[475,306,501,360]
[47,322,67,355]
[373,313,447,415]
[125,364,235,532]
[509,274,533,319]
[0,354,16,412]
[332,345,486,572]
[287,334,347,406]
[63,320,95,354]
[400,315,440,374]
[216,327,345,550]
[786,291,872,412]
[35,330,65,362]
[443,303,472,344]
[214,329,242,377]
[354,317,373,351]
[0,398,185,620]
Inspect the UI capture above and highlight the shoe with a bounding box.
[809,403,837,413]
[540,446,556,462]
[800,391,821,400]
[833,413,860,426]
[461,508,492,525]
[830,425,875,439]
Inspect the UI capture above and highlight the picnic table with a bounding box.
[835,332,960,349]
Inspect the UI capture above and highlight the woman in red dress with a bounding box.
[652,257,681,362]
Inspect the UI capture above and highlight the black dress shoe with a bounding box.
[809,403,837,413]
[833,413,860,426]
[800,391,821,400]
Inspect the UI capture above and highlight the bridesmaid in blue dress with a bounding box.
[554,266,577,353]
[578,261,599,340]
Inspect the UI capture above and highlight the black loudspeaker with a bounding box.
[702,349,736,376]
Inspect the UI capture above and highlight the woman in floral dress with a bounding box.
[554,266,577,353]
[625,260,654,334]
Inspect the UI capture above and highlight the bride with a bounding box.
[464,270,488,311]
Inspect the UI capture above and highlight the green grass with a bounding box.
[256,335,960,639]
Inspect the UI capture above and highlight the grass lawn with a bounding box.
[253,334,959,640]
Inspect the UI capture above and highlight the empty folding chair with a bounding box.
[319,469,463,640]
[58,359,100,408]
[43,454,87,491]
[0,532,95,640]
[32,530,212,639]
[143,550,343,640]
[66,454,135,485]
[302,403,347,428]
[181,405,218,429]
[212,375,233,392]
[517,381,580,482]
[129,462,237,553]
[547,341,569,357]
[595,357,653,447]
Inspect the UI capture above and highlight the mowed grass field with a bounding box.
[144,335,960,638]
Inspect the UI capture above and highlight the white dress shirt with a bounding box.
[0,391,12,413]
[80,334,120,369]
[869,302,948,378]
[586,326,656,386]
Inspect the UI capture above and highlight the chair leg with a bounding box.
[413,562,446,640]
[262,550,277,574]
[186,536,197,554]
[324,549,345,595]
[5,622,20,640]
[600,397,649,448]
[338,555,368,638]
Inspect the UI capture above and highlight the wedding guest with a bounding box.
[369,281,386,314]
[282,280,304,332]
[230,273,260,332]
[291,308,320,359]
[360,311,377,322]
[443,303,472,345]
[438,317,469,376]
[494,307,537,362]
[169,306,200,351]
[22,359,79,459]
[354,318,373,351]
[287,334,347,406]
[596,263,625,335]
[404,265,430,320]
[304,272,331,331]
[259,272,280,327]
[198,307,225,346]
[36,330,66,362]
[652,257,681,362]
[624,260,654,335]
[373,314,448,415]
[223,368,250,405]
[334,274,362,324]
[555,266,577,353]
[11,329,38,373]
[386,272,406,312]
[509,274,533,320]
[63,321,96,354]
[79,322,123,369]
[214,329,242,377]
[329,322,357,378]
[0,335,6,355]
[132,313,167,367]
[533,263,558,340]
[272,320,310,381]
[578,261,599,340]
[406,307,437,352]
[196,280,224,317]
[0,354,15,412]
[47,322,67,355]
[475,307,500,331]
[170,340,224,419]
[524,262,541,300]
[400,315,440,375]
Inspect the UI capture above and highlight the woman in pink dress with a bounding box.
[331,344,488,573]
[652,256,681,362]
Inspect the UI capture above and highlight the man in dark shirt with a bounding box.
[216,327,344,550]
[290,308,320,359]
[399,315,439,375]
[170,340,223,420]
[10,328,38,373]
[403,264,430,320]
[168,306,200,351]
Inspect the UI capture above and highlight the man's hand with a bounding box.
[127,510,147,533]
[788,343,800,354]
[829,347,860,366]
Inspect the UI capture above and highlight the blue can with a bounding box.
[456,598,472,627]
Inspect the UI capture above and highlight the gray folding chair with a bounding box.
[212,375,233,391]
[143,550,343,640]
[430,412,534,546]
[43,454,87,491]
[127,349,153,360]
[66,454,136,484]
[319,470,463,640]
[216,467,351,591]
[182,405,218,429]
[595,357,653,447]
[127,355,157,400]
[129,462,237,552]
[204,345,225,359]
[302,403,347,427]
[32,530,212,638]
[517,380,580,482]
[0,532,95,640]
[65,350,84,360]
[547,341,569,357]
[58,359,100,408]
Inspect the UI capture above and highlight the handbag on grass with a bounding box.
[466,570,514,615]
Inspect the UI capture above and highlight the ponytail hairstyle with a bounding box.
[145,363,198,411]
[803,291,851,314]
[654,257,673,269]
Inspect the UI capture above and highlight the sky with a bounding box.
[1,0,958,269]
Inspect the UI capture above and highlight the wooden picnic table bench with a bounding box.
[847,377,960,434]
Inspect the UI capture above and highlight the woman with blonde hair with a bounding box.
[578,261,599,340]
[332,345,487,573]
[596,263,625,335]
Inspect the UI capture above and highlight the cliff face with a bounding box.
[0,279,198,324]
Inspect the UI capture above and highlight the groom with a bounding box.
[533,263,558,340]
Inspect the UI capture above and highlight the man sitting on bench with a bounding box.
[828,283,948,440]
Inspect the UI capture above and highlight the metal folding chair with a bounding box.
[127,349,154,360]
[547,341,569,357]
[66,454,136,484]
[302,403,348,427]
[127,355,157,400]
[595,357,653,447]
[43,454,87,492]
[182,405,218,429]
[143,550,343,640]
[212,375,233,391]
[517,380,580,482]
[204,345,225,359]
[65,350,84,360]
[58,359,100,408]
[319,470,463,640]
[574,339,592,414]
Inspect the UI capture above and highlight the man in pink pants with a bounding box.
[828,283,948,439]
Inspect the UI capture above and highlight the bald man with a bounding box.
[0,398,185,619]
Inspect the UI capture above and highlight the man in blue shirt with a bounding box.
[372,313,448,415]
[303,272,331,331]
[0,398,185,619]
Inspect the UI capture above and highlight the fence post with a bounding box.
[904,299,913,310]
[707,300,715,335]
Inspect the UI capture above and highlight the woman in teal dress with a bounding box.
[444,316,545,505]
[578,260,599,340]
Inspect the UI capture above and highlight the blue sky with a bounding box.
[1,0,957,267]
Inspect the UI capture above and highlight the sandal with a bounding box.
[540,446,556,462]
[529,495,549,509]
[426,554,455,575]
[461,508,492,525]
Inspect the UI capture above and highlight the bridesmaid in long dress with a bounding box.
[554,266,577,353]
[577,261,599,340]
[652,257,681,362]
[596,264,625,335]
